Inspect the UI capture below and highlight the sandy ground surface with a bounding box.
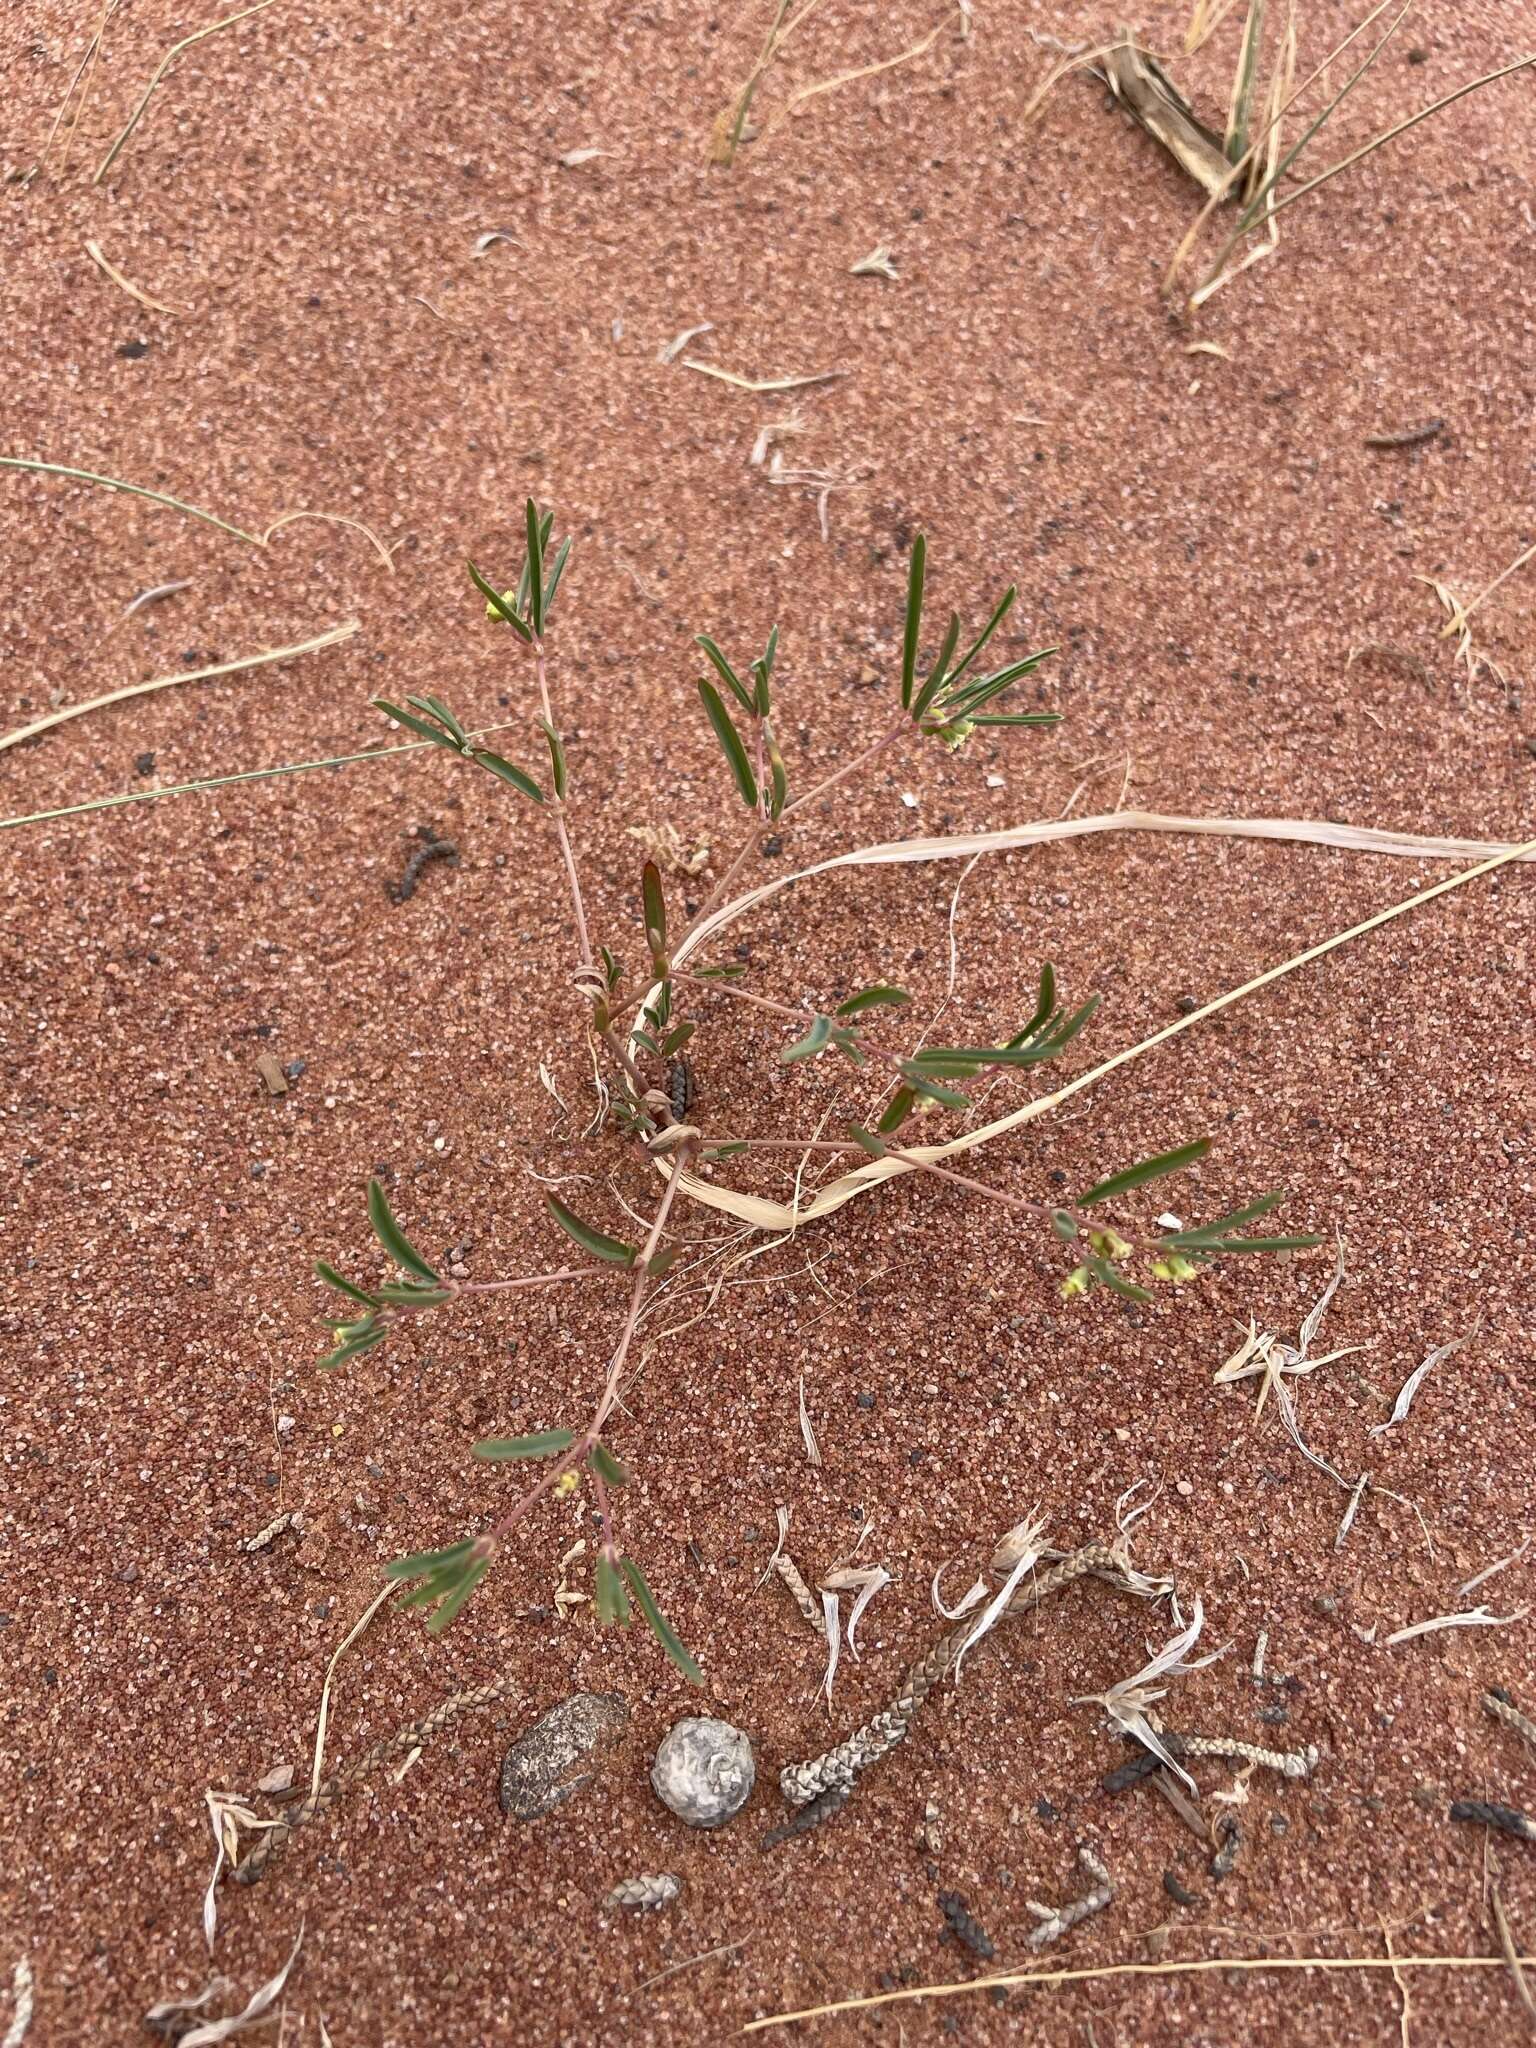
[3,2,1536,2042]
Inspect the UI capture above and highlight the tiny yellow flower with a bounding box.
[1087,1227,1132,1263]
[555,1469,581,1498]
[1061,1263,1093,1299]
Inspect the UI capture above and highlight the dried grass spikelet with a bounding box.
[1074,1597,1226,1793]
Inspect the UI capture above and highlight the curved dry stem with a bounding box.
[93,0,282,183]
[0,623,360,757]
[260,509,396,572]
[640,811,1536,1230]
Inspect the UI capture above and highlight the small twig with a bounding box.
[84,238,184,314]
[1364,419,1444,450]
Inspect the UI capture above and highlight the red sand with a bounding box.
[3,3,1535,2042]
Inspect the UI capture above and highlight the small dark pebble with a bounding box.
[856,1392,876,1411]
[1175,994,1199,1015]
[1270,1813,1290,1836]
[1035,1796,1059,1821]
[989,1986,1009,2007]
[762,835,784,856]
[284,1059,307,1080]
[116,338,150,359]
[1259,1704,1290,1726]
[134,751,156,776]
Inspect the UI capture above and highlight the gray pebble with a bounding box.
[499,1691,629,1820]
[650,1715,754,1828]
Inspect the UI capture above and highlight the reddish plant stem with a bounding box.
[530,634,593,970]
[481,1147,693,1551]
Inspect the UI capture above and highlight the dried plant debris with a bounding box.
[1094,43,1234,198]
[1211,1812,1243,1882]
[1102,1729,1314,1792]
[146,1926,304,2047]
[822,1564,891,1661]
[389,823,459,903]
[798,1375,822,1466]
[604,1872,682,1912]
[1385,1605,1529,1648]
[772,1552,826,1635]
[937,1892,996,1961]
[240,1509,298,1551]
[1364,418,1445,449]
[658,322,714,364]
[501,1692,630,1819]
[760,1781,850,1848]
[1485,1689,1536,1757]
[681,359,848,393]
[1449,1800,1536,1846]
[1026,1848,1114,1949]
[1371,1327,1476,1435]
[774,1535,1174,1826]
[1461,1541,1531,1600]
[851,244,898,279]
[2,1958,34,2048]
[1074,1598,1225,1794]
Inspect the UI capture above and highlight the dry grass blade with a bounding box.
[1385,1605,1529,1647]
[1440,537,1536,640]
[0,623,360,758]
[1223,0,1265,167]
[798,1374,822,1467]
[682,360,848,392]
[95,0,284,183]
[743,1950,1536,2031]
[1461,1542,1532,1600]
[649,814,1536,1231]
[177,1924,304,2046]
[1491,1887,1536,2025]
[1,1958,34,2048]
[1074,1598,1224,1793]
[659,323,714,364]
[308,1583,395,1799]
[84,238,184,314]
[0,456,264,544]
[1098,43,1234,198]
[778,19,945,123]
[1371,1327,1476,1435]
[259,508,395,571]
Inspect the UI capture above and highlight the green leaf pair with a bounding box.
[372,692,545,804]
[467,500,572,641]
[386,1539,489,1634]
[694,625,784,816]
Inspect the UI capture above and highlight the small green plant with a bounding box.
[313,500,1315,1673]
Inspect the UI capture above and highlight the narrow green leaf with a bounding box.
[525,498,547,634]
[695,634,755,713]
[763,719,788,822]
[316,1322,386,1371]
[1196,1234,1323,1254]
[829,1028,866,1067]
[877,1085,917,1133]
[905,1073,971,1110]
[1162,1192,1285,1243]
[600,945,623,990]
[900,533,926,710]
[754,624,779,715]
[848,1124,888,1158]
[374,1282,453,1305]
[692,962,746,981]
[641,861,668,967]
[406,694,469,746]
[537,718,568,800]
[701,1141,749,1160]
[660,1022,695,1058]
[905,1048,986,1077]
[314,1260,380,1308]
[1050,1210,1078,1240]
[385,1539,476,1582]
[476,752,545,802]
[542,536,572,621]
[516,510,554,617]
[622,1558,703,1683]
[969,712,1062,728]
[367,1177,439,1283]
[836,983,910,1017]
[467,558,533,640]
[1088,1256,1153,1303]
[946,648,1058,711]
[781,1014,832,1064]
[944,584,1017,692]
[595,1551,631,1625]
[472,1428,576,1461]
[646,1246,683,1279]
[426,1555,489,1634]
[1005,964,1057,1049]
[1027,995,1099,1059]
[589,1441,630,1488]
[911,609,963,720]
[697,679,759,808]
[1077,1137,1213,1210]
[372,699,461,752]
[547,1195,636,1267]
